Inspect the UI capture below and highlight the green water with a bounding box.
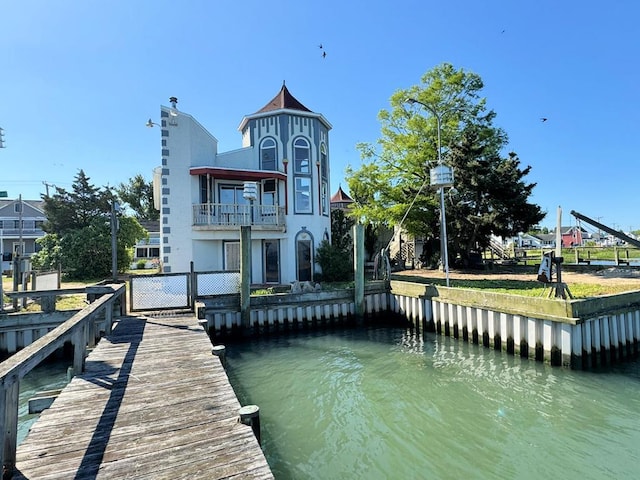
[18,361,69,445]
[226,326,640,480]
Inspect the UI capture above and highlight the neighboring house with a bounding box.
[537,233,556,248]
[506,233,543,249]
[0,198,46,272]
[330,185,354,211]
[555,226,587,247]
[153,85,332,284]
[131,220,160,268]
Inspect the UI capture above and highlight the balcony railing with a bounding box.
[192,203,285,228]
[0,228,45,237]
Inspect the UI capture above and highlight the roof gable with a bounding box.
[0,199,46,217]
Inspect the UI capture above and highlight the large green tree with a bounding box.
[116,174,159,221]
[32,170,146,279]
[346,63,545,267]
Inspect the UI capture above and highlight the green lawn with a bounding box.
[417,277,639,298]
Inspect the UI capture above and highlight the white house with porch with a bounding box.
[0,198,46,273]
[153,85,332,284]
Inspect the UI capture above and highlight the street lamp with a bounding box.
[406,98,454,287]
[111,199,120,282]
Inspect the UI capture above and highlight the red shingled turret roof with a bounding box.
[330,185,354,205]
[256,83,312,113]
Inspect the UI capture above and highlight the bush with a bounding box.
[315,240,353,282]
[136,259,147,270]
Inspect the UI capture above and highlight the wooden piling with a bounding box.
[212,345,226,368]
[239,404,261,445]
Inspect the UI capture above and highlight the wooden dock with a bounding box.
[12,313,273,479]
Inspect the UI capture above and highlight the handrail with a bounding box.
[0,283,126,478]
[192,203,285,227]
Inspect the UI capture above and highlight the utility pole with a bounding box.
[42,181,56,197]
[111,199,119,283]
[12,195,24,309]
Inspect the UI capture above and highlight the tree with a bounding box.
[33,170,147,279]
[346,63,545,267]
[42,170,110,235]
[331,209,355,251]
[116,174,159,221]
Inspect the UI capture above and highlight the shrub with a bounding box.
[315,239,353,282]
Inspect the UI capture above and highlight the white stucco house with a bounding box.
[152,85,332,284]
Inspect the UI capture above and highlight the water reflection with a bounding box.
[226,326,640,479]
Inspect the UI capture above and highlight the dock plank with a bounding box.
[13,315,273,479]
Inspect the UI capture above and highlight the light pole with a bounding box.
[406,98,454,287]
[111,199,119,283]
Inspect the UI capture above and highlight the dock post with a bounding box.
[211,345,226,368]
[240,226,252,332]
[0,380,19,480]
[354,223,365,325]
[239,404,261,445]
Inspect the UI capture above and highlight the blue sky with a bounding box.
[1,0,638,232]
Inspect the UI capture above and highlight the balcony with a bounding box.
[0,228,45,237]
[192,203,286,230]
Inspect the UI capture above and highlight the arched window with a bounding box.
[294,137,310,174]
[293,137,312,213]
[260,138,277,170]
[295,229,314,281]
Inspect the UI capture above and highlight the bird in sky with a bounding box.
[322,51,327,58]
[318,44,323,49]
[541,117,548,122]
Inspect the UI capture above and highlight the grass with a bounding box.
[495,246,640,265]
[420,277,638,298]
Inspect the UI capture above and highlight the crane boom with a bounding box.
[570,210,640,248]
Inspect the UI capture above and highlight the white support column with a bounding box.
[457,304,467,339]
[480,309,489,346]
[600,316,611,363]
[512,315,522,355]
[562,323,574,368]
[500,312,509,352]
[626,312,634,356]
[618,313,628,359]
[487,310,497,349]
[466,306,474,343]
[543,320,553,363]
[583,320,593,368]
[446,303,455,336]
[609,315,620,362]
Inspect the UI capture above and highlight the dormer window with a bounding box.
[260,138,277,171]
[294,138,310,174]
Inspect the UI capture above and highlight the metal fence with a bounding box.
[129,270,241,311]
[195,271,240,296]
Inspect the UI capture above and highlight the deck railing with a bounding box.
[0,283,126,477]
[192,203,285,228]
